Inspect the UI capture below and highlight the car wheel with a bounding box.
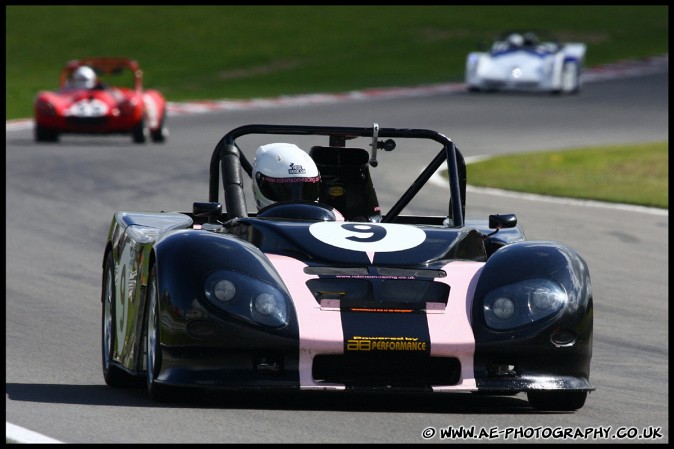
[527,390,587,411]
[132,118,148,144]
[559,61,580,94]
[150,109,168,143]
[101,251,137,387]
[144,264,171,401]
[34,124,59,143]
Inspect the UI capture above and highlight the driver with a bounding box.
[252,143,322,210]
[70,65,98,89]
[507,33,524,48]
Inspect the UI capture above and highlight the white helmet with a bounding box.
[252,143,321,210]
[508,33,524,48]
[72,66,96,89]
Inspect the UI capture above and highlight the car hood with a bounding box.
[234,218,487,266]
[38,87,133,108]
[478,52,553,80]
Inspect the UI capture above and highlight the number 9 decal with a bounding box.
[309,222,426,253]
[341,223,387,243]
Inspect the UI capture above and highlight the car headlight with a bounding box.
[213,279,236,302]
[204,271,288,328]
[483,278,567,329]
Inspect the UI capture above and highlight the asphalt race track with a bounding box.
[5,67,668,443]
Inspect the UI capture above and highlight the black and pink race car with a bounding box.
[100,123,593,411]
[33,57,168,143]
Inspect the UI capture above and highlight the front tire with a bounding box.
[144,264,172,401]
[150,109,168,143]
[34,124,59,142]
[132,118,148,143]
[527,390,588,411]
[101,251,137,387]
[556,61,580,95]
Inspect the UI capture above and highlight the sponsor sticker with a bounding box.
[346,335,428,352]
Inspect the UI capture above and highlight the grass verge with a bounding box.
[463,142,668,209]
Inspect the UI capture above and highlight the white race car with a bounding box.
[465,31,586,94]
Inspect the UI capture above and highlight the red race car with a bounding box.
[33,57,168,144]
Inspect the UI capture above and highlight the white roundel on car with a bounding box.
[309,221,426,253]
[67,99,109,117]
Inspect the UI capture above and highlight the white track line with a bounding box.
[6,422,64,444]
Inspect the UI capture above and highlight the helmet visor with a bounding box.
[257,173,321,203]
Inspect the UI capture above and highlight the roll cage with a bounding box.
[207,124,467,226]
[60,57,144,91]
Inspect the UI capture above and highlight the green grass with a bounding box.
[6,6,668,209]
[464,142,668,209]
